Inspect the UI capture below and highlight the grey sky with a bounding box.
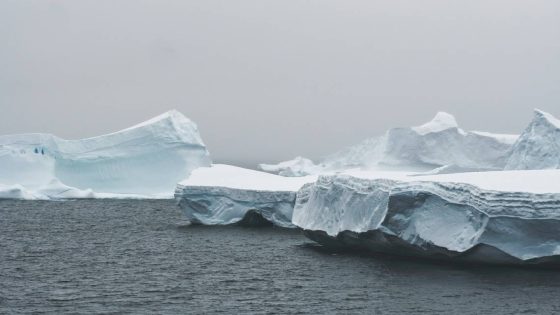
[1,0,559,166]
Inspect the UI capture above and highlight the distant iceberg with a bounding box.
[259,156,321,177]
[505,109,560,170]
[260,112,518,176]
[0,110,211,199]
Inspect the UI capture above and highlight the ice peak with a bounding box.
[163,109,192,123]
[118,110,202,142]
[504,109,560,170]
[127,110,191,129]
[533,109,560,128]
[412,111,459,135]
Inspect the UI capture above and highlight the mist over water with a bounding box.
[2,200,560,314]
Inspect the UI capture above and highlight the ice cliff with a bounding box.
[174,164,316,227]
[293,171,560,265]
[0,110,211,199]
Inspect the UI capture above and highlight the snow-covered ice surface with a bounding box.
[259,112,518,176]
[0,110,210,199]
[293,170,560,265]
[505,109,560,170]
[180,164,315,191]
[174,164,317,227]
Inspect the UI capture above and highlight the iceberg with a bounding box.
[260,112,518,176]
[259,156,320,177]
[174,164,316,227]
[293,170,560,265]
[0,184,38,200]
[0,110,211,199]
[505,109,560,170]
[323,112,517,171]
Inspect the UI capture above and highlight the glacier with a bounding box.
[0,110,211,199]
[259,112,518,176]
[293,170,560,265]
[174,164,316,227]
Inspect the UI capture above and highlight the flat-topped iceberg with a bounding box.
[0,110,211,199]
[293,170,560,265]
[175,162,560,265]
[174,164,316,227]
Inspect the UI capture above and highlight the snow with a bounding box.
[179,164,316,191]
[349,169,560,194]
[175,164,317,227]
[470,131,518,144]
[505,109,560,170]
[0,110,211,199]
[293,170,560,263]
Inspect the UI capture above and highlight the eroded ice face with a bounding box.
[0,110,211,198]
[293,171,560,264]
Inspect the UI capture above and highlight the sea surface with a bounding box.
[2,200,560,314]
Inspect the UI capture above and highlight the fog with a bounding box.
[1,0,559,166]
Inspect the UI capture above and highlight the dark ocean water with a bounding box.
[2,200,560,314]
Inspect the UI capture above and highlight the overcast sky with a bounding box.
[1,0,559,166]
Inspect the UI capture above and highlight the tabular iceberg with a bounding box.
[174,164,316,227]
[259,112,518,176]
[0,110,211,199]
[293,171,560,265]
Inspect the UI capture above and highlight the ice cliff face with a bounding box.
[293,171,560,264]
[176,185,298,227]
[505,109,560,170]
[260,112,517,176]
[0,110,211,198]
[174,164,316,227]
